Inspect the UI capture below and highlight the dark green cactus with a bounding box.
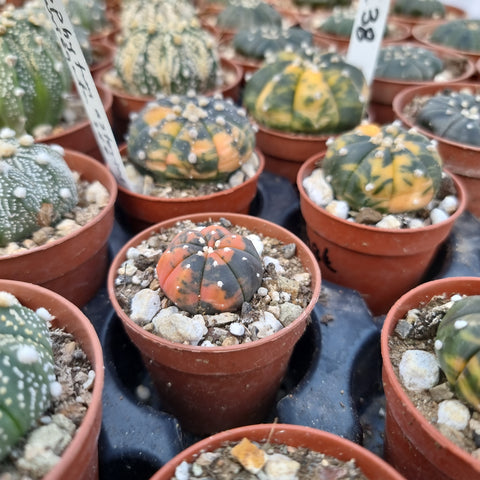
[232,26,313,60]
[293,0,351,7]
[114,18,221,96]
[319,6,356,37]
[242,49,368,134]
[156,225,263,314]
[126,92,256,181]
[0,5,72,135]
[392,0,446,19]
[216,0,283,31]
[0,129,78,247]
[63,0,109,36]
[429,19,480,53]
[375,44,444,81]
[0,291,56,461]
[415,89,480,147]
[435,295,480,412]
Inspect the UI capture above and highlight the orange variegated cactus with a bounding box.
[156,225,263,314]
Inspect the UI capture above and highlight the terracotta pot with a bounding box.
[116,145,265,232]
[392,82,480,218]
[95,57,243,141]
[0,279,104,480]
[390,4,466,31]
[370,43,475,124]
[381,276,480,479]
[412,21,480,64]
[0,149,117,308]
[37,84,114,163]
[107,212,321,435]
[89,40,115,77]
[150,423,406,480]
[297,153,467,316]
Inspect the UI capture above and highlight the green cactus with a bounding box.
[293,0,351,7]
[322,122,443,213]
[0,291,56,461]
[0,128,78,247]
[0,5,72,135]
[435,295,480,412]
[232,25,313,60]
[126,91,256,182]
[242,49,368,134]
[119,0,197,37]
[318,6,356,37]
[156,224,263,314]
[63,0,109,36]
[429,19,480,53]
[392,0,446,19]
[375,44,444,81]
[114,18,221,97]
[216,0,283,31]
[415,89,480,147]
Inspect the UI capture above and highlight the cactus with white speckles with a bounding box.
[0,128,78,247]
[0,5,72,135]
[126,91,256,181]
[0,291,57,461]
[63,0,109,36]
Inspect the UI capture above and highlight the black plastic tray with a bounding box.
[81,171,480,480]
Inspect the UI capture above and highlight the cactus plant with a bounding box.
[392,0,446,19]
[242,49,368,134]
[415,88,480,147]
[429,19,480,53]
[232,25,313,60]
[0,5,72,135]
[321,122,444,214]
[435,295,480,411]
[113,18,221,97]
[0,290,57,461]
[216,0,283,32]
[119,0,197,37]
[63,0,109,36]
[318,6,357,37]
[0,128,78,247]
[156,224,263,314]
[126,91,256,182]
[293,0,351,7]
[375,44,444,81]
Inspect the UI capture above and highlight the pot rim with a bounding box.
[380,276,480,470]
[107,211,322,354]
[296,152,467,235]
[392,81,480,152]
[0,149,118,260]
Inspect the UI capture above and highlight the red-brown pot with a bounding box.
[95,57,243,141]
[36,84,113,163]
[116,145,265,232]
[89,40,115,77]
[107,212,321,435]
[370,43,475,124]
[297,153,467,316]
[392,82,480,218]
[412,21,480,64]
[0,279,104,480]
[0,149,117,307]
[150,423,406,480]
[381,276,480,479]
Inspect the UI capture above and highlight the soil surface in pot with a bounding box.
[0,171,110,257]
[123,151,261,198]
[0,327,94,479]
[171,436,368,479]
[113,217,314,346]
[389,294,480,459]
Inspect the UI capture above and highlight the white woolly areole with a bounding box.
[36,307,54,322]
[16,345,40,364]
[0,291,20,308]
[50,381,62,397]
[13,186,27,198]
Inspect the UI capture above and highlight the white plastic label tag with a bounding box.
[346,0,391,86]
[42,0,132,190]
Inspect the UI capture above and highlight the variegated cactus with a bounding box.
[242,49,368,134]
[322,122,443,213]
[0,291,58,461]
[126,92,256,181]
[435,295,480,411]
[0,128,78,247]
[0,5,72,135]
[156,225,263,315]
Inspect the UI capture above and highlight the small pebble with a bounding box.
[399,349,439,391]
[437,399,471,431]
